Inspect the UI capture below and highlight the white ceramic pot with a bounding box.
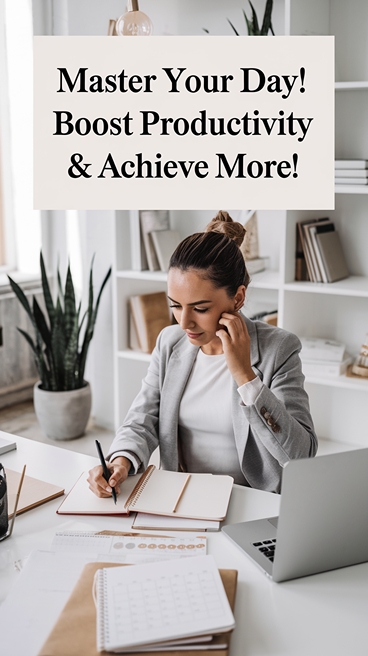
[33,382,92,440]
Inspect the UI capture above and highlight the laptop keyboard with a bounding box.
[252,539,277,562]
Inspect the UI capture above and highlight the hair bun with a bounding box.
[205,210,246,247]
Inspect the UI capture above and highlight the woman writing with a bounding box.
[88,212,317,496]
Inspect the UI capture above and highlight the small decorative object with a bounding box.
[352,334,368,378]
[239,211,268,275]
[116,0,153,36]
[203,0,274,36]
[241,212,260,261]
[8,254,111,439]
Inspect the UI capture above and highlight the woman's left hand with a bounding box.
[216,312,256,387]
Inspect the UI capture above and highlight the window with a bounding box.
[0,0,41,276]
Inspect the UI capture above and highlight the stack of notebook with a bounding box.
[335,159,368,186]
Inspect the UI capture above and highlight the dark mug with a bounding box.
[0,463,9,540]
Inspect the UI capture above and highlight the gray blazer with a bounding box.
[108,317,317,493]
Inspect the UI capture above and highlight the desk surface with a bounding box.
[1,434,367,656]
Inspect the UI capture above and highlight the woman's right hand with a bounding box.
[87,456,131,498]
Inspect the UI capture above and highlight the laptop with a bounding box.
[222,449,368,582]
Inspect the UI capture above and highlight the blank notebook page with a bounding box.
[129,469,233,520]
[96,555,235,652]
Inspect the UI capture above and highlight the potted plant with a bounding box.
[8,254,111,440]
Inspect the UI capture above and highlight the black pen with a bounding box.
[95,439,117,504]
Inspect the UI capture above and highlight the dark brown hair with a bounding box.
[169,211,250,297]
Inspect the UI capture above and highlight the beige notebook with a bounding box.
[124,466,233,521]
[6,468,64,518]
[57,466,233,521]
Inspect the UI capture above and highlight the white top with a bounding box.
[113,352,263,478]
[178,349,262,485]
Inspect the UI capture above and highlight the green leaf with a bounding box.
[248,1,260,34]
[64,313,80,389]
[40,253,55,328]
[33,297,51,349]
[227,18,240,36]
[261,0,274,35]
[57,268,64,305]
[51,299,67,390]
[7,276,36,329]
[242,8,254,35]
[64,264,76,341]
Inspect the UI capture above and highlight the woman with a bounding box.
[88,212,317,497]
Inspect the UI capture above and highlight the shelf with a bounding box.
[305,373,368,392]
[116,270,167,282]
[118,349,151,363]
[335,185,368,195]
[284,276,368,297]
[335,81,368,90]
[248,270,280,290]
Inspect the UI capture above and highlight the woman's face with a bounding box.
[167,268,245,355]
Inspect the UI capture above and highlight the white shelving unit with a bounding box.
[111,0,368,448]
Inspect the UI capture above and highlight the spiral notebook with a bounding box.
[57,466,233,522]
[94,555,235,653]
[38,561,238,656]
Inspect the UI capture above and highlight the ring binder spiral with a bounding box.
[124,464,156,510]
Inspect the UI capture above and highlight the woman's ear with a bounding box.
[234,285,246,311]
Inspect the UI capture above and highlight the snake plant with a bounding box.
[204,1,274,36]
[8,254,111,392]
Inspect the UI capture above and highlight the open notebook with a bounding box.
[57,465,233,522]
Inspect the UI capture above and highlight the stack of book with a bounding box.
[300,337,352,377]
[335,160,368,186]
[295,218,349,283]
[131,210,181,272]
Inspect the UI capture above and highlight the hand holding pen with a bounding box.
[95,440,117,504]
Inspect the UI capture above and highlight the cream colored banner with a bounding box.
[34,36,334,210]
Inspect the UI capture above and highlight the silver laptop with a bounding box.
[222,449,368,582]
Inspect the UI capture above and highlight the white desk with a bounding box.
[1,435,367,656]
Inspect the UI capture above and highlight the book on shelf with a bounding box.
[57,465,234,522]
[129,291,172,354]
[150,229,181,272]
[334,169,368,178]
[300,338,346,363]
[296,218,330,282]
[315,230,349,282]
[302,355,352,378]
[129,210,148,271]
[335,177,368,185]
[335,160,368,169]
[139,210,170,271]
[39,559,238,656]
[295,219,349,283]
